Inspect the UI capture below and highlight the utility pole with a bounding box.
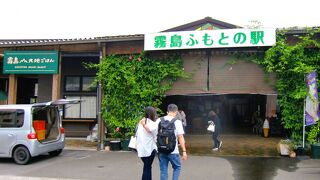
[97,42,106,151]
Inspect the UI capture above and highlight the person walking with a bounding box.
[136,106,158,180]
[208,110,222,151]
[156,104,187,180]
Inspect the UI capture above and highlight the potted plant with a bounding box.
[107,127,123,151]
[308,124,320,159]
[105,116,139,151]
[311,143,320,159]
[278,139,295,156]
[119,127,136,151]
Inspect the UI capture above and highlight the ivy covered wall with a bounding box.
[257,28,320,144]
[91,52,188,138]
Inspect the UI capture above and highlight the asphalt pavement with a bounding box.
[0,149,320,180]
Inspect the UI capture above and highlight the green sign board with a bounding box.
[144,28,276,51]
[3,51,59,74]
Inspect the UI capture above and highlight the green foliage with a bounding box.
[257,28,320,144]
[307,122,320,144]
[90,52,187,139]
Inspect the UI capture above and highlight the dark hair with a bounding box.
[145,106,156,121]
[208,110,216,118]
[167,104,178,113]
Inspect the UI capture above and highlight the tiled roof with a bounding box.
[163,17,241,32]
[0,34,144,47]
[277,27,320,34]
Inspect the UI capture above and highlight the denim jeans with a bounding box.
[141,150,156,180]
[212,132,221,148]
[159,153,181,180]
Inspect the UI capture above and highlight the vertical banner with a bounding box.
[305,71,319,126]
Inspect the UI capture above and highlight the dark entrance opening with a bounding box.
[17,77,38,104]
[161,94,267,134]
[0,78,8,104]
[0,78,8,92]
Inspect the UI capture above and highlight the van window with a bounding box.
[0,109,24,128]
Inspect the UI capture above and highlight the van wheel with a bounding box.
[13,146,31,165]
[49,149,63,156]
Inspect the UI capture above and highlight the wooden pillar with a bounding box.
[52,52,61,101]
[8,74,17,104]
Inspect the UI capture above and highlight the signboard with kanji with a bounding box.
[3,51,59,74]
[144,28,276,51]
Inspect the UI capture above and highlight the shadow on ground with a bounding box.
[185,134,281,157]
[222,156,300,180]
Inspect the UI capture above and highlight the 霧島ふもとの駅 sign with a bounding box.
[144,28,276,51]
[3,51,59,74]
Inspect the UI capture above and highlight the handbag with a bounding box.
[128,123,139,150]
[128,136,137,149]
[207,122,215,132]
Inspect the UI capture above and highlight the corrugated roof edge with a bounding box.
[0,34,144,47]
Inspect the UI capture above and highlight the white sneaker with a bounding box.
[219,141,222,149]
[212,148,218,151]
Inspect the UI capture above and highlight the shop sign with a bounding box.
[144,28,276,51]
[3,51,59,74]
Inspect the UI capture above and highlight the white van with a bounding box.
[0,99,80,165]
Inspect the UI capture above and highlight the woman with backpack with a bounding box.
[136,106,159,180]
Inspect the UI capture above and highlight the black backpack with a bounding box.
[157,117,177,154]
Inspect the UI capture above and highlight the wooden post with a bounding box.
[8,74,17,104]
[52,52,61,101]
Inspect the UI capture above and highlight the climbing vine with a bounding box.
[257,28,320,144]
[89,52,188,139]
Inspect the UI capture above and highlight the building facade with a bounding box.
[1,17,299,136]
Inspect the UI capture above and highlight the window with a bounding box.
[64,76,97,120]
[65,76,96,92]
[65,76,80,91]
[82,77,96,91]
[64,96,97,119]
[0,109,24,128]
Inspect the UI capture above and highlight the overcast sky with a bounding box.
[1,0,319,39]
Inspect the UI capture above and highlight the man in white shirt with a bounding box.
[158,104,187,180]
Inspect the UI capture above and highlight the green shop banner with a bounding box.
[3,51,59,74]
[144,28,276,51]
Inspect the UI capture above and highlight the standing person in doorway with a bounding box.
[156,104,187,180]
[137,106,158,180]
[208,110,222,151]
[177,109,187,133]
